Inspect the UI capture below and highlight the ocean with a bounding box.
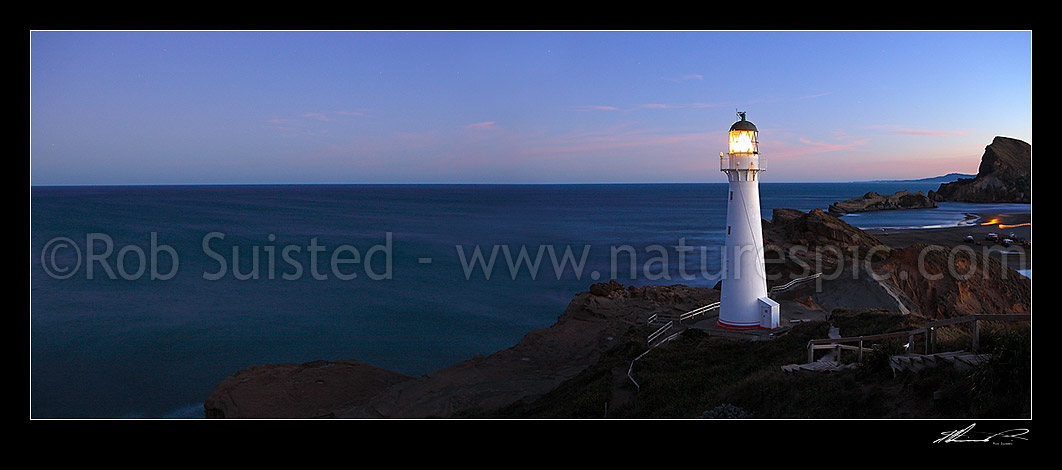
[29,182,1026,418]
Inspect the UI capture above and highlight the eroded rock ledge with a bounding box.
[827,190,936,215]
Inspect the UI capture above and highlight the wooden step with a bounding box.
[888,351,991,374]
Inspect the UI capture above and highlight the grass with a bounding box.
[473,310,1030,419]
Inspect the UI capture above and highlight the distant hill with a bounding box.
[869,173,976,184]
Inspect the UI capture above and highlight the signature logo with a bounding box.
[934,423,1029,445]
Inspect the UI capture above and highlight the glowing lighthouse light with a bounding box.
[717,112,780,330]
[729,128,757,154]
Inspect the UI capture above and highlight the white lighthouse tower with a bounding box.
[717,112,779,330]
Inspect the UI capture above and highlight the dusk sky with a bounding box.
[30,30,1032,185]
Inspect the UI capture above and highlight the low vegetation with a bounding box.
[477,310,1030,419]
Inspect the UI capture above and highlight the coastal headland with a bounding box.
[204,136,1032,419]
[203,205,1031,419]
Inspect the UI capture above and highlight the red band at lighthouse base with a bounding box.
[715,319,780,331]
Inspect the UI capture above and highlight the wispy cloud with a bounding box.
[892,129,967,137]
[868,124,967,137]
[638,102,719,110]
[517,128,713,158]
[264,110,368,134]
[573,102,721,113]
[796,92,832,100]
[301,112,332,122]
[795,137,868,153]
[463,121,498,130]
[300,110,368,122]
[767,135,871,160]
[574,105,621,111]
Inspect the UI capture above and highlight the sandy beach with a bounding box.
[868,207,1032,273]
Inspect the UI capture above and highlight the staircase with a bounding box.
[781,326,856,373]
[780,360,857,373]
[888,351,990,375]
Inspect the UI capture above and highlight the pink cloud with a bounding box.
[891,129,967,137]
[764,136,871,161]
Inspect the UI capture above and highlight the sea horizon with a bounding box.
[28,179,968,187]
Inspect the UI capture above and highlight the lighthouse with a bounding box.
[717,112,779,330]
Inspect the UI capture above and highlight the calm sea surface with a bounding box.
[30,182,1025,418]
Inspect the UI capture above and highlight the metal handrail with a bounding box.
[647,321,674,344]
[652,302,720,324]
[769,272,822,297]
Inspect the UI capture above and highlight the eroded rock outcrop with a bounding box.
[762,208,891,284]
[871,243,1031,320]
[929,136,1031,203]
[828,190,936,215]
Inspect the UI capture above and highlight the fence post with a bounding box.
[808,343,814,364]
[972,319,980,352]
[858,339,863,362]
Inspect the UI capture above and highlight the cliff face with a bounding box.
[761,208,1029,320]
[827,190,936,215]
[872,243,1031,320]
[204,281,718,419]
[929,136,1031,203]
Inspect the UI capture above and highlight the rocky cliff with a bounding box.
[762,208,890,282]
[203,208,1030,418]
[929,136,1031,203]
[204,281,718,418]
[827,190,936,215]
[761,208,1029,320]
[872,243,1031,320]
